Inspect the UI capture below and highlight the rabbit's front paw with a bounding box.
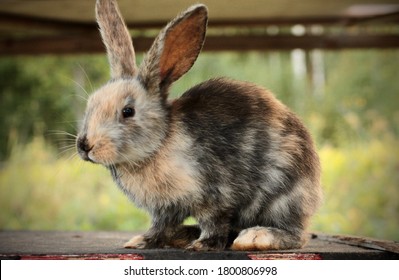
[186,236,227,251]
[124,235,147,249]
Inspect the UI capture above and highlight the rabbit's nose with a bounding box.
[77,136,91,152]
[77,135,93,161]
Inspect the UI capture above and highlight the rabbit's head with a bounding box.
[77,0,207,166]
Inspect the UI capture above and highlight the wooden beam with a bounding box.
[0,12,95,33]
[1,11,398,33]
[0,34,104,56]
[204,34,399,51]
[1,34,399,56]
[0,11,398,56]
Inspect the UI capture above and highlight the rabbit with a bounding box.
[76,0,322,251]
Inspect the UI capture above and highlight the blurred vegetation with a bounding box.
[0,137,149,231]
[0,50,398,241]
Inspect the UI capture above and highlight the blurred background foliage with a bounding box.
[0,50,398,241]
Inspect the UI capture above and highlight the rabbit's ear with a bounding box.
[96,0,137,78]
[140,5,208,98]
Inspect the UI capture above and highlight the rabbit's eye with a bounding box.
[122,107,135,118]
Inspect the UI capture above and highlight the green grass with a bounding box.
[0,136,398,241]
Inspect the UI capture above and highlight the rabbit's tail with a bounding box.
[231,226,307,251]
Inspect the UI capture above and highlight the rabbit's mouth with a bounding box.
[79,151,94,163]
[76,134,137,167]
[76,134,112,165]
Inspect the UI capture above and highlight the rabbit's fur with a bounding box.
[77,0,322,251]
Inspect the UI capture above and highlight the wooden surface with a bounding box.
[0,231,398,260]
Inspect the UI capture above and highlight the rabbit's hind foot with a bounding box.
[231,226,306,251]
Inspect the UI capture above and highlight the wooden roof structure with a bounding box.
[1,0,399,55]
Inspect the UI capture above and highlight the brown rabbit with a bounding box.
[76,0,322,251]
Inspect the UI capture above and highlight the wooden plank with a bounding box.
[317,233,399,254]
[0,12,95,33]
[1,34,399,56]
[0,231,397,260]
[0,9,398,30]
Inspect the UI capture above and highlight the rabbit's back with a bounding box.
[172,78,321,232]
